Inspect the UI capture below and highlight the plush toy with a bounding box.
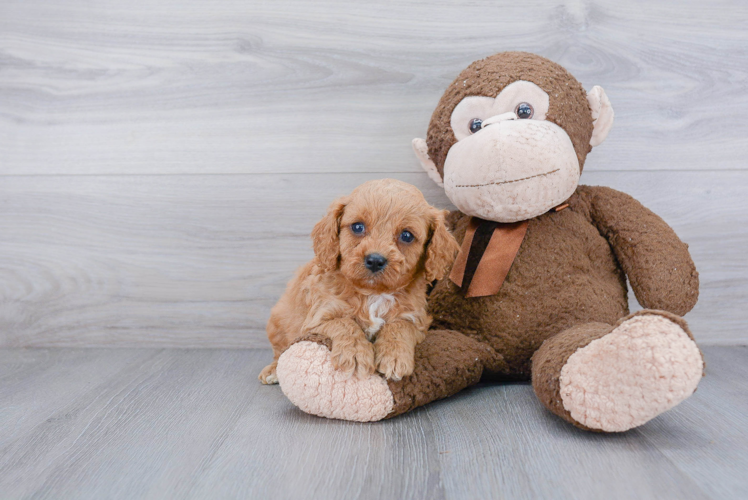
[276,52,704,432]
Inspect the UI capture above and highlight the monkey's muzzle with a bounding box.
[443,119,580,223]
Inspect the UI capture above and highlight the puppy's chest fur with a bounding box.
[361,293,396,340]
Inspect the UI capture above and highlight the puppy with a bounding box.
[259,179,459,384]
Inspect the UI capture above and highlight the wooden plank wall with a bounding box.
[1,0,746,347]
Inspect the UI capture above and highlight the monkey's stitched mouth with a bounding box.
[455,168,560,188]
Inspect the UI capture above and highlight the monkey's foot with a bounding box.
[276,335,394,422]
[559,312,704,432]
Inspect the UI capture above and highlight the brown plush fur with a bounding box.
[375,180,701,423]
[531,309,702,431]
[385,328,508,418]
[259,179,459,384]
[530,322,615,431]
[390,53,701,425]
[279,52,702,432]
[426,52,594,179]
[394,53,698,424]
[428,185,699,378]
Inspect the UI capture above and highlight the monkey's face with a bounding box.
[443,81,580,222]
[413,52,614,224]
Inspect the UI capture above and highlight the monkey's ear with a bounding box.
[587,86,614,147]
[311,197,347,272]
[412,138,444,188]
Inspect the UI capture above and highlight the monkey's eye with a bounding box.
[468,118,483,134]
[515,102,534,119]
[351,222,365,235]
[399,230,415,243]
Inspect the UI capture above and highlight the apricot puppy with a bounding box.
[259,179,459,384]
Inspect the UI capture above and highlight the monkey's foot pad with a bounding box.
[559,315,703,432]
[276,341,394,422]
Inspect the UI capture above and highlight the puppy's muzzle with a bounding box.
[364,253,387,273]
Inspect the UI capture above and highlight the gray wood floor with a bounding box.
[2,0,748,347]
[2,2,746,498]
[0,345,745,500]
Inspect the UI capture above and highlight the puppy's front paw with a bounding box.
[375,341,415,381]
[331,340,376,379]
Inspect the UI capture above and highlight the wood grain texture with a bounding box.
[637,346,748,500]
[0,346,745,499]
[0,170,746,347]
[1,0,746,347]
[0,0,747,175]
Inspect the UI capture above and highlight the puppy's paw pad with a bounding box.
[276,341,394,422]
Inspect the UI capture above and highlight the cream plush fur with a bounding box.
[559,315,703,432]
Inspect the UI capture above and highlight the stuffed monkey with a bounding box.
[275,52,703,432]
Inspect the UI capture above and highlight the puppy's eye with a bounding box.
[399,230,415,243]
[515,102,534,119]
[469,118,483,134]
[351,222,365,235]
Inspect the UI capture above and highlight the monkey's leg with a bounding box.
[275,330,506,422]
[532,310,704,432]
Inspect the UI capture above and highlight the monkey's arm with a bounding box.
[581,185,699,315]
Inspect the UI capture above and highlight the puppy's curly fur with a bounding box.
[259,179,459,384]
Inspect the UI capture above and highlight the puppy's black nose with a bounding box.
[364,253,388,273]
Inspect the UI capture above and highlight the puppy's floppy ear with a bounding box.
[424,209,460,282]
[311,196,348,272]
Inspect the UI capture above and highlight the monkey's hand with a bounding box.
[582,185,699,315]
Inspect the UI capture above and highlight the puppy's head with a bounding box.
[311,179,459,293]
